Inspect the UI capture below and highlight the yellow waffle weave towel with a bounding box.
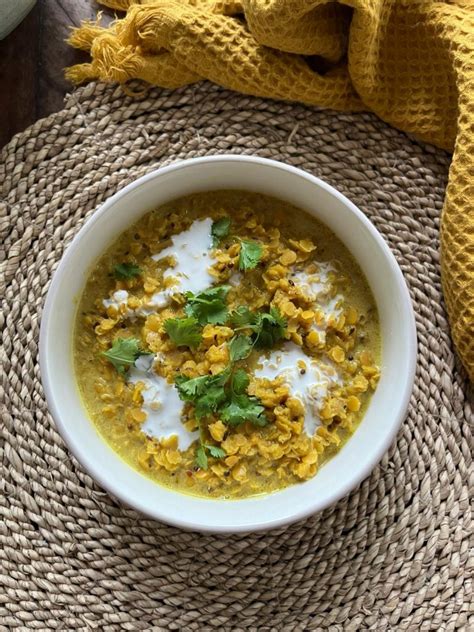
[67,0,474,381]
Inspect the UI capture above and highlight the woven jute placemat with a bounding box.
[1,82,472,631]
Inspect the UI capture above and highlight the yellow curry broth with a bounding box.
[74,190,380,499]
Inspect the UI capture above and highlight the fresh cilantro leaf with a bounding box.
[194,383,228,419]
[184,285,230,325]
[101,337,145,374]
[231,368,250,395]
[209,368,232,387]
[195,443,226,470]
[229,335,253,362]
[220,394,266,427]
[195,445,208,469]
[247,412,268,427]
[211,217,231,246]
[205,444,226,459]
[231,306,286,348]
[253,307,287,348]
[113,263,142,279]
[239,240,263,271]
[175,368,231,419]
[175,373,210,400]
[229,305,255,328]
[164,316,202,349]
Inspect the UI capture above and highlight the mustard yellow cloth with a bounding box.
[67,0,474,381]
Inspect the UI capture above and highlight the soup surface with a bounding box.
[74,191,380,499]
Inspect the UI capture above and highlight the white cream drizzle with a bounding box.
[135,290,173,318]
[102,289,131,314]
[292,262,343,341]
[254,342,341,436]
[292,265,332,301]
[150,217,216,307]
[128,355,198,451]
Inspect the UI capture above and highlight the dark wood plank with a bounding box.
[0,0,116,148]
[0,5,40,148]
[38,0,100,119]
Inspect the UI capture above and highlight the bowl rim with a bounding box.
[39,154,417,532]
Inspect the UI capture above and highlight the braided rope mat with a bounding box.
[1,82,472,631]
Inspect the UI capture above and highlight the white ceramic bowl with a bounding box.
[40,155,416,533]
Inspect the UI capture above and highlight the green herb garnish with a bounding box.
[195,443,227,470]
[195,445,208,470]
[220,368,266,427]
[252,307,287,348]
[229,334,253,362]
[164,316,202,349]
[113,263,142,279]
[229,305,254,328]
[175,368,231,419]
[238,240,263,271]
[228,306,287,356]
[206,444,226,459]
[175,366,266,428]
[184,285,230,325]
[101,338,147,374]
[230,368,250,393]
[178,370,231,469]
[211,217,231,246]
[220,396,266,427]
[176,364,266,469]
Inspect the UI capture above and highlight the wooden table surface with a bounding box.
[0,0,114,148]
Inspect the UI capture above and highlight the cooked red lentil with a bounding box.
[74,190,380,499]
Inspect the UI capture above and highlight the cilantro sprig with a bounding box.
[184,285,230,325]
[176,368,231,419]
[101,338,149,374]
[228,334,254,362]
[176,370,235,469]
[229,305,255,328]
[252,308,287,348]
[163,285,231,350]
[195,444,226,470]
[164,316,202,349]
[239,240,262,271]
[175,367,266,427]
[176,369,233,469]
[113,263,142,280]
[211,217,231,246]
[220,369,266,427]
[228,306,287,361]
